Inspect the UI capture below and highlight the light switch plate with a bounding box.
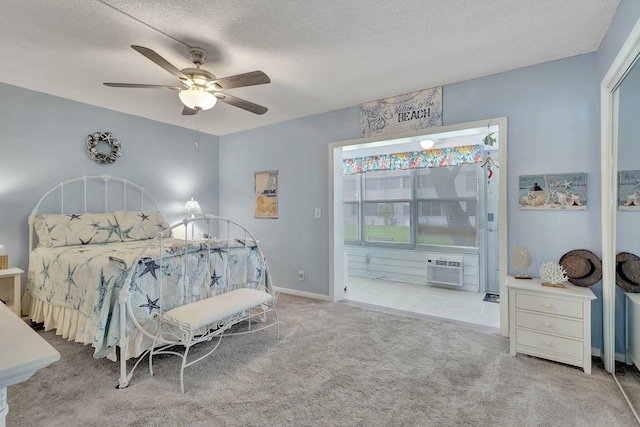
[315,208,321,218]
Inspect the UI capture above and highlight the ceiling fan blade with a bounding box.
[182,106,198,116]
[103,83,182,90]
[131,45,192,83]
[211,71,270,90]
[215,93,268,115]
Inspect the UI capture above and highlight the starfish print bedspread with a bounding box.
[27,238,264,358]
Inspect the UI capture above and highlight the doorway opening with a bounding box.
[345,275,500,328]
[329,118,508,334]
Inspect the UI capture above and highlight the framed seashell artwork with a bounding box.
[618,170,640,211]
[518,172,587,210]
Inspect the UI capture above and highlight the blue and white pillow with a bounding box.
[36,213,122,247]
[114,211,172,241]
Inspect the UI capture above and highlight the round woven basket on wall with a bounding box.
[616,252,640,293]
[559,249,602,287]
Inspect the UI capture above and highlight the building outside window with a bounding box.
[344,164,478,249]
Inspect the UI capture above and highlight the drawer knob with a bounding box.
[545,341,552,346]
[544,303,551,308]
[544,322,552,327]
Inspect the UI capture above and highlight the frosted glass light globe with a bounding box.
[419,139,435,149]
[179,87,217,110]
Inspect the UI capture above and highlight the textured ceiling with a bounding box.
[0,0,619,136]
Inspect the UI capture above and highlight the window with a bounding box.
[417,165,478,247]
[363,170,411,245]
[345,164,478,249]
[364,170,411,199]
[343,175,359,241]
[344,202,359,241]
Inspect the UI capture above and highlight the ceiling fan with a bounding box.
[104,45,270,116]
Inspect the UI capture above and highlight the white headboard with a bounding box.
[29,175,161,251]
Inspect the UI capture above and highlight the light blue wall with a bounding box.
[219,52,604,344]
[446,54,602,346]
[0,82,220,273]
[445,53,600,275]
[219,108,360,295]
[598,0,640,81]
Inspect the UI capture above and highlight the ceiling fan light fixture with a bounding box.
[419,139,436,149]
[104,45,269,115]
[179,87,217,111]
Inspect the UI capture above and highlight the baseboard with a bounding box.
[616,350,629,363]
[590,347,628,364]
[274,286,332,301]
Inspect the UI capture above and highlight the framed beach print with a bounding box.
[618,170,640,210]
[254,170,278,219]
[518,172,587,210]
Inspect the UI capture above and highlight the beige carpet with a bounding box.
[6,294,637,426]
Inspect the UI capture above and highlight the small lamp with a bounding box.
[182,197,202,239]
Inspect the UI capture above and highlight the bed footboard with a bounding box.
[116,215,278,390]
[150,287,279,393]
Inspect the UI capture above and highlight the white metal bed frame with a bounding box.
[27,175,279,390]
[119,215,279,391]
[29,175,161,252]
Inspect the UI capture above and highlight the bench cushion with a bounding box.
[165,289,273,330]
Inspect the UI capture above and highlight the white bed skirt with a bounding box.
[29,297,155,362]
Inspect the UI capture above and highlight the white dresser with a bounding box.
[625,292,640,368]
[506,276,596,374]
[0,302,59,427]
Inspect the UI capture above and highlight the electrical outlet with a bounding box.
[365,254,371,264]
[298,270,305,281]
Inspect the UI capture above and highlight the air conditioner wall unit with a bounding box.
[426,256,464,287]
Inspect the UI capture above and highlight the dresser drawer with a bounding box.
[516,329,583,359]
[515,311,583,339]
[516,293,583,319]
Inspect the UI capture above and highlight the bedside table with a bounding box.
[0,267,24,317]
[506,276,596,374]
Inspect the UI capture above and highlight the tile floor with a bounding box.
[343,275,500,329]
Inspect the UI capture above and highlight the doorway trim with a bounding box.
[328,117,509,336]
[601,16,640,374]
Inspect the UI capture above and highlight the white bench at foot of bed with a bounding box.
[149,288,279,393]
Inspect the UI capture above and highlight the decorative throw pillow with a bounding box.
[39,213,122,247]
[114,211,172,241]
[33,215,52,248]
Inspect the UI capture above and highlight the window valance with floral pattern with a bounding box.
[342,145,482,175]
